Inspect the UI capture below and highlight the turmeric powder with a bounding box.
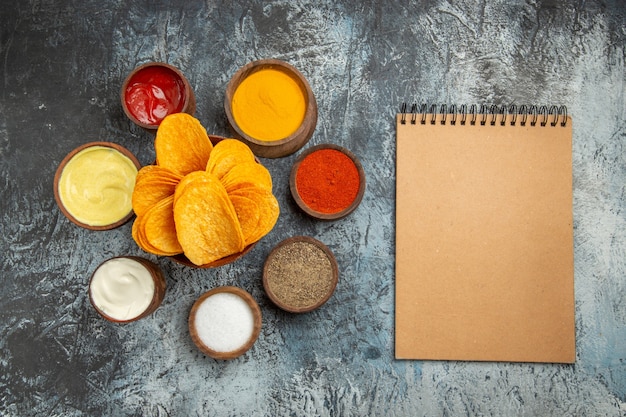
[231,68,306,142]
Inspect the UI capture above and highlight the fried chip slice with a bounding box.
[173,170,213,208]
[206,138,256,180]
[141,195,183,255]
[155,113,213,176]
[173,171,245,265]
[221,161,273,193]
[132,218,176,256]
[229,185,279,245]
[229,193,261,246]
[131,215,152,254]
[132,165,182,217]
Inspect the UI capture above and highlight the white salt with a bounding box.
[194,292,255,353]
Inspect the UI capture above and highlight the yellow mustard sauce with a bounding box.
[58,146,138,226]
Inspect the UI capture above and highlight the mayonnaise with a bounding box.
[89,257,155,321]
[58,145,138,226]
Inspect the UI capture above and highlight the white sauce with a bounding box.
[90,258,155,321]
[194,292,254,353]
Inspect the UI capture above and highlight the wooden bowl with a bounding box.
[89,256,167,323]
[224,59,317,158]
[189,286,262,360]
[54,142,141,230]
[289,144,366,220]
[121,62,196,131]
[263,236,339,313]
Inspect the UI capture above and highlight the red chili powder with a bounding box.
[295,148,360,214]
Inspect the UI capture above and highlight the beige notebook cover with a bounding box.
[395,110,575,363]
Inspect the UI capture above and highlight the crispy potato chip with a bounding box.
[155,113,213,176]
[229,193,261,245]
[133,165,182,217]
[221,161,273,193]
[131,216,152,253]
[229,185,279,245]
[136,164,183,183]
[141,195,183,255]
[132,214,172,256]
[206,138,255,180]
[174,172,245,265]
[132,215,158,254]
[173,170,217,208]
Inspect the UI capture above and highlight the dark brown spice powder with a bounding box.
[265,241,334,309]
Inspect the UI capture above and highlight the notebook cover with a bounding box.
[395,113,575,363]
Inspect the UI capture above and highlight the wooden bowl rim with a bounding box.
[120,61,195,130]
[262,236,339,313]
[54,141,141,230]
[224,58,317,158]
[188,286,262,360]
[88,256,166,323]
[289,143,366,221]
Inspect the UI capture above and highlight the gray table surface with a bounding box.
[1,1,625,416]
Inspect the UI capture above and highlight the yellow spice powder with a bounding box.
[231,68,306,142]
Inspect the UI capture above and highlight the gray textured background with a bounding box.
[1,1,625,416]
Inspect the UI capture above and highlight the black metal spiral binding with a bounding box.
[400,103,568,127]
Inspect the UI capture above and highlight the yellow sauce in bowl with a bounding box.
[57,145,138,227]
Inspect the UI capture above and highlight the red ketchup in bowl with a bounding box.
[124,65,186,126]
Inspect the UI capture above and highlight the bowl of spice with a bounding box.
[289,144,366,220]
[188,286,262,360]
[54,142,140,230]
[224,59,317,158]
[89,256,166,323]
[263,236,339,313]
[121,62,196,131]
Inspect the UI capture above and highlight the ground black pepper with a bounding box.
[264,240,334,309]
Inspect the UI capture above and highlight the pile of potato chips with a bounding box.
[131,113,279,266]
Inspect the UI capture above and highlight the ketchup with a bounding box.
[124,66,186,126]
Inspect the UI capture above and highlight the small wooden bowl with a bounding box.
[263,236,339,313]
[121,62,196,131]
[189,286,262,360]
[289,144,366,221]
[166,135,259,268]
[54,142,141,230]
[224,59,317,158]
[89,256,167,323]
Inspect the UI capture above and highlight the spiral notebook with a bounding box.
[395,104,575,363]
